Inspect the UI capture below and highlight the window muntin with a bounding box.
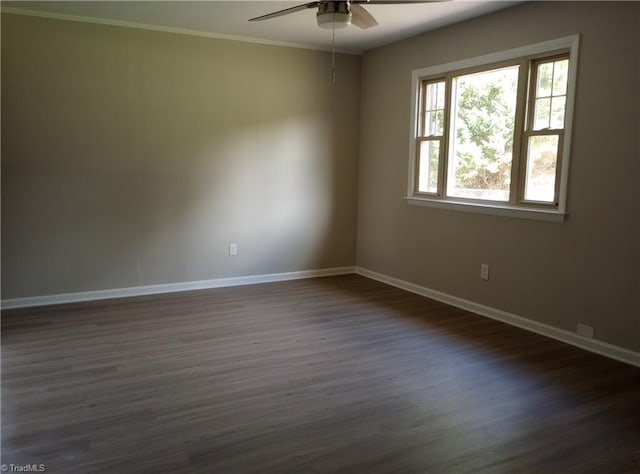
[409,37,577,218]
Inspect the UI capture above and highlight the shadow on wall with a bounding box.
[132,115,344,283]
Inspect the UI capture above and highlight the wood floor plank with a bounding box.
[2,274,639,473]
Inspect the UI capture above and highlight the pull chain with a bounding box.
[331,13,336,84]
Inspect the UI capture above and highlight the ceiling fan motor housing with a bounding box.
[317,1,352,29]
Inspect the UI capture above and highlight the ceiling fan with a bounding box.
[250,1,446,83]
[249,1,446,30]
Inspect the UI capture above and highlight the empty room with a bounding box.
[1,1,639,472]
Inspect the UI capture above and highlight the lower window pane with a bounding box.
[447,65,519,202]
[524,135,559,202]
[418,140,440,193]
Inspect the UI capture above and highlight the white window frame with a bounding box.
[406,35,579,223]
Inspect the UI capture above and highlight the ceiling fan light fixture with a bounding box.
[317,11,352,29]
[316,2,352,29]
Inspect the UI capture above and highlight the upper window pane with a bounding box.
[550,96,566,129]
[423,81,445,136]
[552,59,569,95]
[447,65,519,202]
[534,97,551,130]
[427,81,445,109]
[536,62,553,97]
[425,110,444,137]
[532,58,569,130]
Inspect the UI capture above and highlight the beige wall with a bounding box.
[357,1,640,352]
[1,13,361,298]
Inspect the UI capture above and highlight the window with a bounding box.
[407,36,579,222]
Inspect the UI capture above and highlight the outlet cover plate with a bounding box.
[577,323,594,339]
[480,264,489,280]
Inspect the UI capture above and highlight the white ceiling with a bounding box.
[2,1,522,54]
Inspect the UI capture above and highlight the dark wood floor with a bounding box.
[2,274,639,473]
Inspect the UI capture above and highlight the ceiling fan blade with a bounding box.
[356,0,450,4]
[249,2,319,22]
[351,4,378,29]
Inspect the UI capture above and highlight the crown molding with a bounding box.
[0,7,361,56]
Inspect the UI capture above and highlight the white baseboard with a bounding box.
[4,265,637,368]
[356,266,640,368]
[1,266,356,310]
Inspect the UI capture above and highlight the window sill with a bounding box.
[405,197,567,223]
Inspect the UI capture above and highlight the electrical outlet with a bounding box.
[576,323,594,339]
[480,264,489,280]
[229,243,238,256]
